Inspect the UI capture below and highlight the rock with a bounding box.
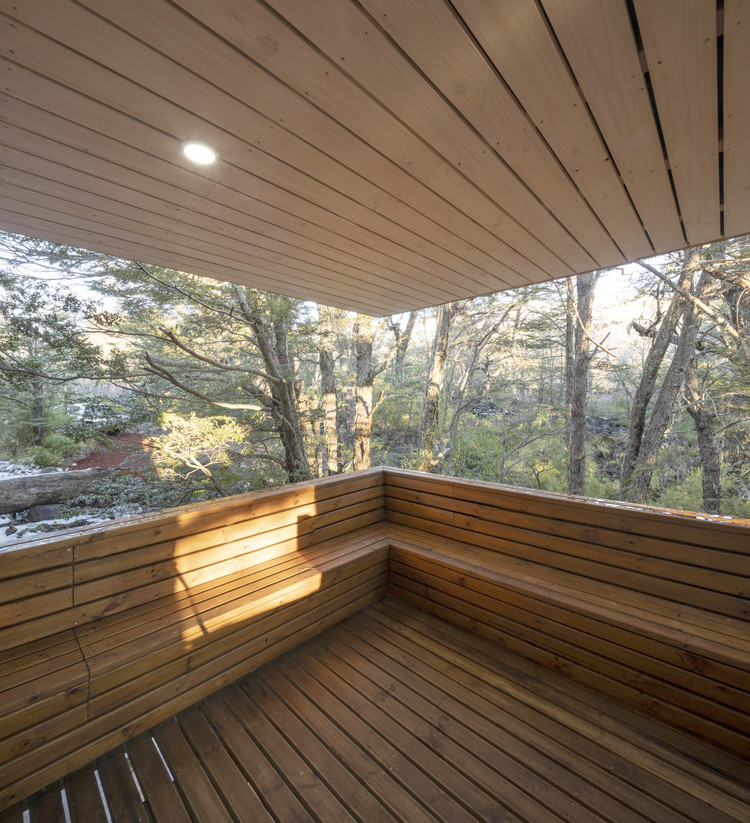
[25,504,62,522]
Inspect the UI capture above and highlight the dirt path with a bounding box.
[67,433,153,472]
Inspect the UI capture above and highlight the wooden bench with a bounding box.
[0,469,388,810]
[3,466,749,811]
[384,469,750,760]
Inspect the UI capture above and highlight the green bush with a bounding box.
[22,432,78,467]
[657,469,704,513]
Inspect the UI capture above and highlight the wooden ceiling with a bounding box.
[0,0,745,315]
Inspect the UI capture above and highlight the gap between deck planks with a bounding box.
[11,596,750,823]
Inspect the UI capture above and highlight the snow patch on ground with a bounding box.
[0,461,63,481]
[0,458,149,546]
[0,506,145,546]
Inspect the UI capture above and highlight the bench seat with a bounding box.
[387,523,750,759]
[77,526,390,719]
[0,516,390,810]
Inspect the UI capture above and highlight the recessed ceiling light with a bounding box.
[182,140,218,165]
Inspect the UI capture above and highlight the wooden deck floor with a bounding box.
[6,597,750,823]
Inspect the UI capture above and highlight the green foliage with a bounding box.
[3,231,750,523]
[150,412,253,498]
[657,469,705,513]
[23,432,79,468]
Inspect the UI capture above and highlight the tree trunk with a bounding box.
[626,270,710,503]
[337,329,355,472]
[417,303,453,471]
[391,311,417,384]
[567,273,598,496]
[620,264,694,497]
[353,315,376,471]
[234,288,311,483]
[684,356,721,513]
[318,309,339,476]
[564,278,575,418]
[294,359,319,478]
[31,382,45,447]
[444,312,506,466]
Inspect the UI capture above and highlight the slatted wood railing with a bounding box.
[0,469,388,810]
[2,466,749,811]
[384,468,750,759]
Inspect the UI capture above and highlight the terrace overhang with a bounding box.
[0,0,746,315]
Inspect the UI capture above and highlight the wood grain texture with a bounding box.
[0,0,737,313]
[8,599,750,821]
[0,471,387,810]
[3,467,750,814]
[633,0,720,243]
[383,469,750,759]
[723,0,750,238]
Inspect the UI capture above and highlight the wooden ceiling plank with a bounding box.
[359,0,624,269]
[0,120,462,303]
[0,166,428,305]
[0,193,402,310]
[0,133,452,311]
[222,0,594,274]
[0,97,468,302]
[540,0,684,253]
[0,179,422,309]
[0,143,463,307]
[3,191,400,311]
[0,210,397,315]
[723,0,750,239]
[632,0,720,244]
[0,37,509,301]
[153,0,571,277]
[0,152,457,310]
[14,0,542,289]
[450,0,652,261]
[68,2,534,290]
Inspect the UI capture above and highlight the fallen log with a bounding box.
[0,468,114,515]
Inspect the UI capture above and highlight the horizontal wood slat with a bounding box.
[384,470,750,619]
[18,599,749,822]
[3,467,750,813]
[383,468,750,759]
[0,470,388,811]
[0,1,739,314]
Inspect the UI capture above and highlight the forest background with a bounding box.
[1,229,749,539]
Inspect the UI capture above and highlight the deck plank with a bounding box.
[64,765,108,822]
[95,748,150,823]
[241,675,397,822]
[27,783,65,823]
[340,614,650,823]
[259,660,438,823]
[318,628,572,822]
[125,734,192,823]
[150,719,234,823]
[201,692,315,822]
[178,706,272,821]
[7,596,750,822]
[298,637,521,821]
[274,655,461,822]
[223,682,357,822]
[378,598,749,823]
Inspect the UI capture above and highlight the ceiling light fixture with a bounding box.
[181,140,218,165]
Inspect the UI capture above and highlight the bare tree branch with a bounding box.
[639,261,741,341]
[135,262,239,321]
[157,327,281,383]
[144,352,265,411]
